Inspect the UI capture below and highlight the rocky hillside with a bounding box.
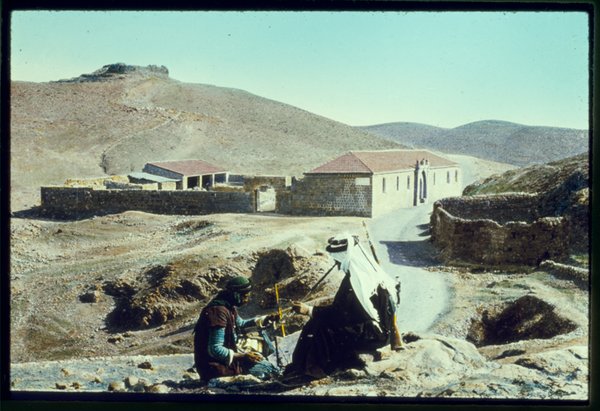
[360,120,589,167]
[10,63,401,211]
[464,152,589,196]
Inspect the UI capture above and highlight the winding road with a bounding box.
[366,204,449,333]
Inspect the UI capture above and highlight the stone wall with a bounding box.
[430,195,571,266]
[283,174,372,217]
[436,193,542,223]
[40,187,255,219]
[104,180,154,190]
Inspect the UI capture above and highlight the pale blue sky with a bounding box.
[11,11,589,129]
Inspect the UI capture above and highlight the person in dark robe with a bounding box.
[285,235,400,379]
[193,276,279,381]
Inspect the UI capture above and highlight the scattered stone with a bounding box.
[71,382,81,389]
[137,361,154,370]
[60,368,71,376]
[107,335,124,344]
[207,374,262,389]
[55,383,68,390]
[339,368,366,380]
[107,381,126,392]
[147,384,170,393]
[131,381,148,393]
[124,376,139,388]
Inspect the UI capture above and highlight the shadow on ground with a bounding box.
[12,206,104,222]
[379,240,440,267]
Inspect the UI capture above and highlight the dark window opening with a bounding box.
[188,176,200,189]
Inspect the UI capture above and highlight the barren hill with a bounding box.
[464,152,589,196]
[10,63,401,211]
[360,120,589,167]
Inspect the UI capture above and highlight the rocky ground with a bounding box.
[8,208,589,401]
[8,65,590,403]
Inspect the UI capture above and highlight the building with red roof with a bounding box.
[290,150,462,217]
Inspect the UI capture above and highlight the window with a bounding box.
[382,178,386,193]
[455,170,458,182]
[407,176,410,189]
[396,176,400,191]
[433,173,436,185]
[447,171,450,184]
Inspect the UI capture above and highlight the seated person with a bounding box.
[286,235,400,379]
[193,276,279,381]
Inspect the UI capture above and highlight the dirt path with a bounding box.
[366,205,449,333]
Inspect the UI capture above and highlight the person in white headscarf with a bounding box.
[285,234,400,379]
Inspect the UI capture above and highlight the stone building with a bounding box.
[142,160,229,190]
[287,150,462,217]
[128,172,179,190]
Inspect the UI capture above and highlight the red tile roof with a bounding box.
[146,160,227,176]
[307,150,458,174]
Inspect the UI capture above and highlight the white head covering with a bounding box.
[326,233,398,322]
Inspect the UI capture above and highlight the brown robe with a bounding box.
[193,300,252,380]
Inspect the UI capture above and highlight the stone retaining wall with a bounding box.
[283,174,372,217]
[435,193,543,224]
[430,194,571,265]
[539,260,589,289]
[40,187,254,219]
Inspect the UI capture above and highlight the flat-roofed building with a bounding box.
[142,159,229,190]
[128,172,179,190]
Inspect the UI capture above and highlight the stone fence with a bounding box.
[434,193,543,224]
[40,187,254,219]
[430,194,571,266]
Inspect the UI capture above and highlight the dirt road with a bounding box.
[366,205,449,333]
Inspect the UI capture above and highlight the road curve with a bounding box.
[366,205,449,333]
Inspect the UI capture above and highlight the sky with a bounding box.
[10,10,590,129]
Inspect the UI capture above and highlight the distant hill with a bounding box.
[10,63,402,210]
[360,120,589,167]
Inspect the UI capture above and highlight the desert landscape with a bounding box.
[8,64,590,401]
